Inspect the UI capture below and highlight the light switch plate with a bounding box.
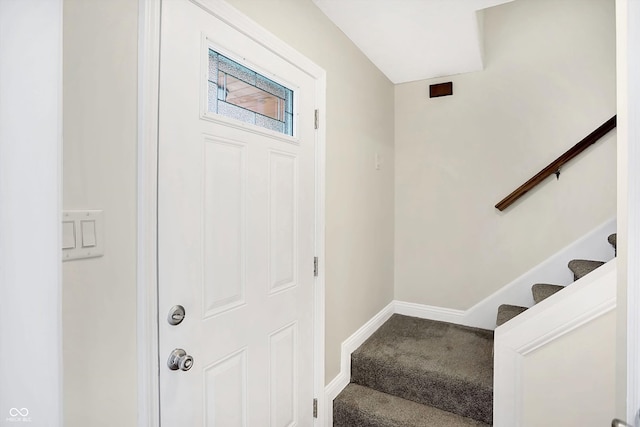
[62,210,104,261]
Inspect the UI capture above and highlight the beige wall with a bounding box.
[521,310,616,425]
[62,0,138,425]
[224,0,396,383]
[394,0,617,309]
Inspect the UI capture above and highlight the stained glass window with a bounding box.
[208,49,294,136]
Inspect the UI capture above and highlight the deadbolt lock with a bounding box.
[167,305,186,326]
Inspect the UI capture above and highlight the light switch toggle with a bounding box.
[81,220,97,247]
[62,221,76,249]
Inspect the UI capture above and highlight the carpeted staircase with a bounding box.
[333,233,617,426]
[496,233,615,326]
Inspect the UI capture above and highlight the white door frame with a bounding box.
[617,0,640,424]
[0,0,63,425]
[136,0,327,425]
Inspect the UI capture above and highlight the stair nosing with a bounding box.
[334,383,490,427]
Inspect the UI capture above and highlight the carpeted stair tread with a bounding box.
[532,283,565,304]
[568,259,605,280]
[609,233,617,256]
[350,314,494,424]
[334,383,489,427]
[496,304,527,326]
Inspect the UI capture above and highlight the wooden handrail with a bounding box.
[495,115,617,211]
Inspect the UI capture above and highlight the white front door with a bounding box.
[158,0,317,425]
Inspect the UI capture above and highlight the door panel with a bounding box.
[269,322,298,426]
[202,138,246,317]
[158,0,316,425]
[204,348,247,426]
[269,151,298,294]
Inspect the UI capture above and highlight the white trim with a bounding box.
[616,1,640,422]
[324,302,395,427]
[137,0,327,425]
[620,0,640,423]
[189,0,323,78]
[394,301,466,324]
[493,259,617,426]
[137,0,161,425]
[313,71,328,427]
[0,0,63,424]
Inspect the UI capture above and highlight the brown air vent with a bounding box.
[429,82,453,98]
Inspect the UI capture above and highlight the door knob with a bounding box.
[611,419,631,427]
[167,348,194,371]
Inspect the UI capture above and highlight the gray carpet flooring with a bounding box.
[334,315,494,425]
[608,234,617,255]
[495,304,527,326]
[333,233,617,426]
[334,383,489,427]
[568,259,605,280]
[532,283,564,303]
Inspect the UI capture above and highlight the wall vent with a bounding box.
[429,82,453,98]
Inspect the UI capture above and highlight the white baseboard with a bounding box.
[324,301,395,426]
[394,300,466,325]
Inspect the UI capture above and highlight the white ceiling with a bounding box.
[312,0,514,84]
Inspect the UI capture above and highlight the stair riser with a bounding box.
[334,383,490,427]
[333,402,369,427]
[334,401,384,427]
[351,356,493,425]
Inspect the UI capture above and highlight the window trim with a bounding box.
[200,35,301,145]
